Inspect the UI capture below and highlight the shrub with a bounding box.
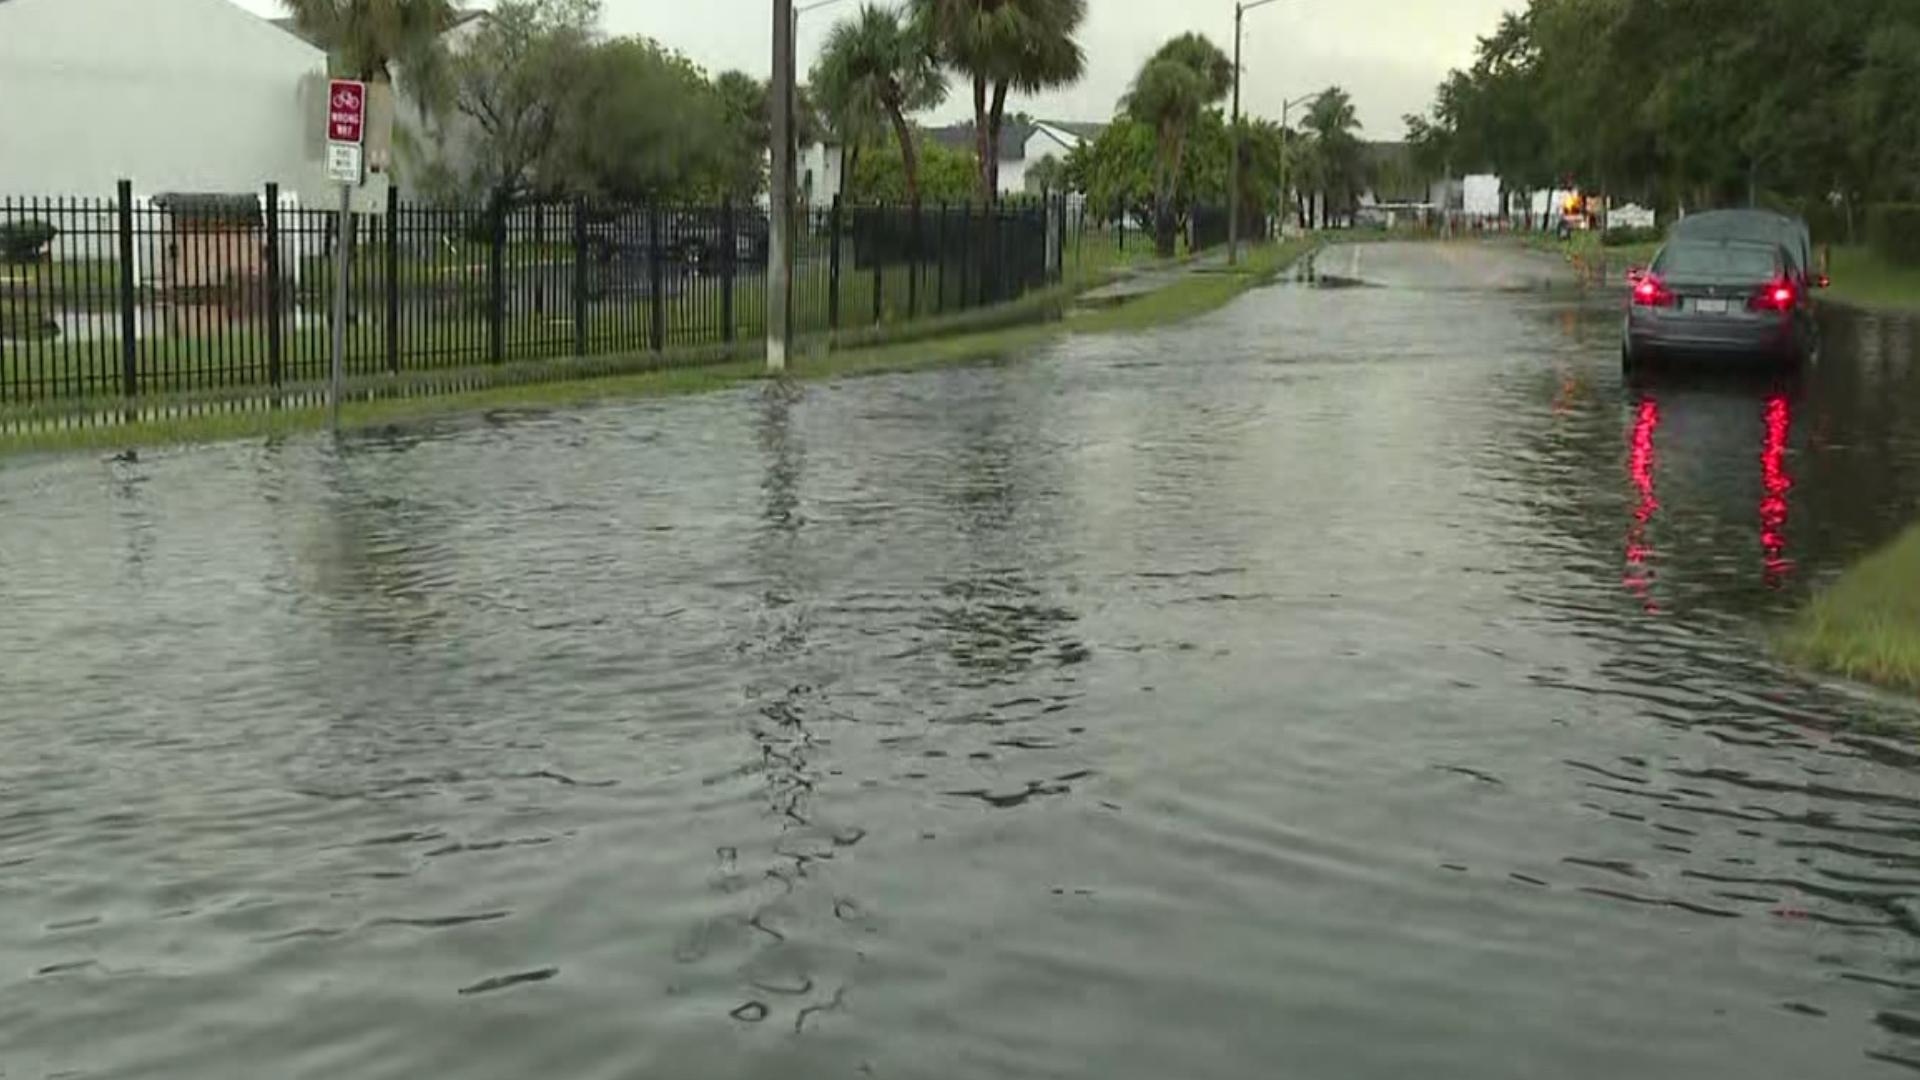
[1869,204,1920,267]
[1603,225,1662,248]
[0,219,57,263]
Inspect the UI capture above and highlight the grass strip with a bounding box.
[1778,523,1920,695]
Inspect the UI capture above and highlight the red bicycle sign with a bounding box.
[327,80,366,144]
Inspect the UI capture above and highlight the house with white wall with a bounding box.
[927,119,1104,196]
[0,0,340,205]
[1020,121,1102,192]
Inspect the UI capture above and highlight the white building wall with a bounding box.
[998,157,1028,196]
[1016,124,1087,194]
[798,142,846,208]
[0,0,331,202]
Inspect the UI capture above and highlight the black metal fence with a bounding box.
[0,181,1071,409]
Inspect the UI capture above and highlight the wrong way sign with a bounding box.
[327,79,366,145]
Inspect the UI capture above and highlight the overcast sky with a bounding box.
[236,0,1521,139]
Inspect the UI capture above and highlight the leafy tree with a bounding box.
[278,0,459,114]
[1123,33,1232,255]
[911,0,1087,204]
[1411,0,1920,233]
[1024,155,1066,195]
[813,4,948,208]
[544,37,736,200]
[445,0,599,201]
[1064,118,1158,228]
[851,136,978,204]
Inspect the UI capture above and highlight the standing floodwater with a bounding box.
[6,242,1920,1079]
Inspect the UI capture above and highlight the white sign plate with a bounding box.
[326,141,363,184]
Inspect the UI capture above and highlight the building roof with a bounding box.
[1044,120,1106,141]
[927,118,1106,161]
[926,120,1031,162]
[1026,120,1105,156]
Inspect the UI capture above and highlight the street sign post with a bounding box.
[325,79,366,432]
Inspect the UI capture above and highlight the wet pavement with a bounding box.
[6,241,1920,1078]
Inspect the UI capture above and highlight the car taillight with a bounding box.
[1750,279,1796,312]
[1632,275,1674,308]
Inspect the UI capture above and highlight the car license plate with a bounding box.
[1694,298,1732,314]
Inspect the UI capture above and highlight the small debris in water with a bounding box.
[456,967,558,996]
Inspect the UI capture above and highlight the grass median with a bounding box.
[1,240,1317,455]
[1823,247,1920,314]
[1778,524,1920,694]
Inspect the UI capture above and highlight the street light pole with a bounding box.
[1230,0,1284,267]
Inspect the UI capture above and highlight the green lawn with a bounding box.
[2,247,1083,404]
[0,240,1314,454]
[1779,523,1920,695]
[1823,247,1920,314]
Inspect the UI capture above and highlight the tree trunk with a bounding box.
[1155,130,1185,258]
[986,81,1010,206]
[973,76,992,205]
[888,106,921,209]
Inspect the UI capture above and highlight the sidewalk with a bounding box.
[1076,249,1236,307]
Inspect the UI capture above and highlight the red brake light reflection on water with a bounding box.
[1625,397,1661,612]
[1760,395,1794,587]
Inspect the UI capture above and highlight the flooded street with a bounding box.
[9,240,1920,1078]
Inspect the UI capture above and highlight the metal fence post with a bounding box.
[115,179,138,400]
[828,195,842,331]
[721,198,737,343]
[488,193,506,363]
[264,182,283,390]
[958,201,971,311]
[936,204,948,314]
[908,203,921,319]
[871,209,883,325]
[984,204,999,307]
[531,202,546,319]
[648,204,665,352]
[385,184,400,374]
[1055,194,1068,284]
[572,197,587,357]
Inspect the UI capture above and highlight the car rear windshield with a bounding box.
[1656,243,1779,280]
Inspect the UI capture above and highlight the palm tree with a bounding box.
[1303,87,1366,226]
[911,0,1087,205]
[1123,33,1232,255]
[280,0,461,114]
[813,4,948,207]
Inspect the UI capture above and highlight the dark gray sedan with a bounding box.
[1621,239,1818,370]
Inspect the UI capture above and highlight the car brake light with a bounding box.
[1750,279,1796,312]
[1632,275,1674,308]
